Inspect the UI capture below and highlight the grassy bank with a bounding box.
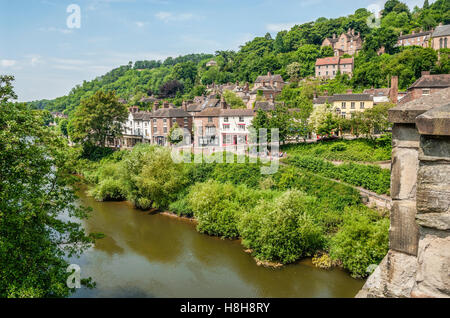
[78,144,389,278]
[287,155,391,195]
[282,135,392,163]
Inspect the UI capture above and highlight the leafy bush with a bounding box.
[125,146,189,210]
[187,180,278,238]
[329,206,389,278]
[89,178,127,201]
[239,190,325,263]
[288,155,390,195]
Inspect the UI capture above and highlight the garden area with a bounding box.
[78,144,389,278]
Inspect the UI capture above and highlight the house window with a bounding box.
[153,119,157,125]
[341,102,346,109]
[360,102,365,109]
[224,117,229,123]
[223,124,230,130]
[208,117,213,123]
[163,127,167,133]
[172,118,177,124]
[153,127,157,133]
[351,102,355,109]
[422,89,431,96]
[239,116,244,122]
[238,124,246,131]
[341,112,346,118]
[184,117,188,128]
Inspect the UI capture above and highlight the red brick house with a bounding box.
[399,72,450,105]
[315,56,354,79]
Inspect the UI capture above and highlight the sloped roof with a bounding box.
[398,30,432,40]
[313,94,373,103]
[255,74,284,83]
[431,24,450,37]
[316,56,340,66]
[151,107,191,118]
[195,107,253,117]
[409,74,450,89]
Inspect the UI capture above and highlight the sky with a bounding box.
[0,0,429,102]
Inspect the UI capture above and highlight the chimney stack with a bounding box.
[346,89,353,94]
[163,101,169,109]
[153,102,159,112]
[390,76,398,104]
[324,90,329,96]
[412,30,415,35]
[182,101,187,111]
[421,70,431,76]
[220,96,227,109]
[332,33,336,39]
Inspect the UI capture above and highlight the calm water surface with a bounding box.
[70,187,365,298]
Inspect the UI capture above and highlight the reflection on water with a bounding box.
[70,187,365,298]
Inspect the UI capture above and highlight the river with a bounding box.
[70,187,365,298]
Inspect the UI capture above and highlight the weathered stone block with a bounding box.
[356,250,417,298]
[420,135,450,159]
[411,228,450,298]
[392,124,420,148]
[391,147,418,200]
[390,200,419,255]
[416,162,450,218]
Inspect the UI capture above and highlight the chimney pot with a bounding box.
[390,76,398,104]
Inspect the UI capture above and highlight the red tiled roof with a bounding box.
[315,57,354,66]
[315,57,339,66]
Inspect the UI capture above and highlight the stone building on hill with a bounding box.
[321,29,363,56]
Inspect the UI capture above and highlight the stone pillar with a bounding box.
[357,88,450,298]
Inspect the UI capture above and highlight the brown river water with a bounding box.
[70,187,365,298]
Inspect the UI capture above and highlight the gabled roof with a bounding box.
[432,24,450,37]
[313,94,373,104]
[315,56,340,66]
[398,30,432,40]
[409,74,450,89]
[195,107,254,117]
[151,107,191,118]
[255,74,284,83]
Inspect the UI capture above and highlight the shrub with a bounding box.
[89,178,127,201]
[187,180,278,238]
[239,190,325,263]
[329,206,389,278]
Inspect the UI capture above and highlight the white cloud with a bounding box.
[39,27,73,34]
[0,59,17,67]
[135,21,146,28]
[266,22,298,33]
[155,11,196,23]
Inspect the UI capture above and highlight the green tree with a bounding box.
[0,76,97,297]
[69,90,128,148]
[223,90,246,109]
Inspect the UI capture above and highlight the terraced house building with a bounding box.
[315,56,354,79]
[313,92,374,119]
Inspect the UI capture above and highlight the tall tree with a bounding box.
[69,90,128,148]
[0,76,98,297]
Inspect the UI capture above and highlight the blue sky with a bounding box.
[0,0,428,101]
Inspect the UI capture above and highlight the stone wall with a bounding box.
[357,88,450,298]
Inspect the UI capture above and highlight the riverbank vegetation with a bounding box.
[79,144,389,278]
[282,135,392,162]
[287,155,391,195]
